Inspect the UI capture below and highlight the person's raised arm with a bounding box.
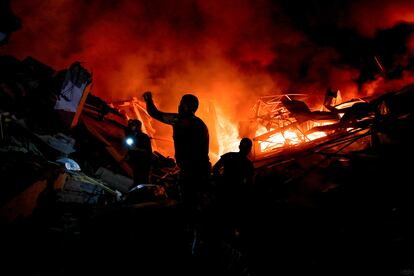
[142,91,178,125]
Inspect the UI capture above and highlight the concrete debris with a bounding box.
[36,133,76,155]
[95,166,134,194]
[58,172,106,205]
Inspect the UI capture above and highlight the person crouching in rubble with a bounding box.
[123,119,153,184]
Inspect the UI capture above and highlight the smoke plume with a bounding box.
[2,0,414,156]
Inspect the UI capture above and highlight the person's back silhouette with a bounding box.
[212,138,254,240]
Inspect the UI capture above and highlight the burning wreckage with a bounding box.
[1,54,414,274]
[247,85,414,207]
[1,54,414,219]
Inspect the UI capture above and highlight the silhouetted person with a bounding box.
[124,119,153,184]
[143,91,210,253]
[212,138,254,240]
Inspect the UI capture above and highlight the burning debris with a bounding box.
[1,53,414,217]
[250,93,339,156]
[245,85,399,160]
[0,53,414,275]
[1,53,414,275]
[2,0,414,274]
[251,83,414,199]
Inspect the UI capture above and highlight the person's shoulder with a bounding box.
[138,132,151,139]
[221,152,232,158]
[191,115,204,124]
[222,152,238,159]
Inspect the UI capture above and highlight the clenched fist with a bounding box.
[142,91,152,101]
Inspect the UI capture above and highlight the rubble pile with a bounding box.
[1,54,414,275]
[245,85,414,275]
[0,55,178,225]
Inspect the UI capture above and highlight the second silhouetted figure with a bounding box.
[212,137,254,240]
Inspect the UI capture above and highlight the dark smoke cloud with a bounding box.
[2,0,414,115]
[277,0,414,95]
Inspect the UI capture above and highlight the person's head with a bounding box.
[239,137,253,156]
[178,94,199,115]
[127,119,142,133]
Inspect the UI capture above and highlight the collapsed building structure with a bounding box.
[1,54,414,275]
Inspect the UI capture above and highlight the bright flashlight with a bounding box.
[126,137,134,146]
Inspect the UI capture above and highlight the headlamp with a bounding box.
[125,137,135,147]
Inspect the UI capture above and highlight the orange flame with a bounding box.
[215,108,240,156]
[254,120,335,154]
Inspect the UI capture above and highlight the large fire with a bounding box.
[209,99,337,160]
[4,0,414,103]
[214,107,240,156]
[3,0,414,161]
[253,120,334,155]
